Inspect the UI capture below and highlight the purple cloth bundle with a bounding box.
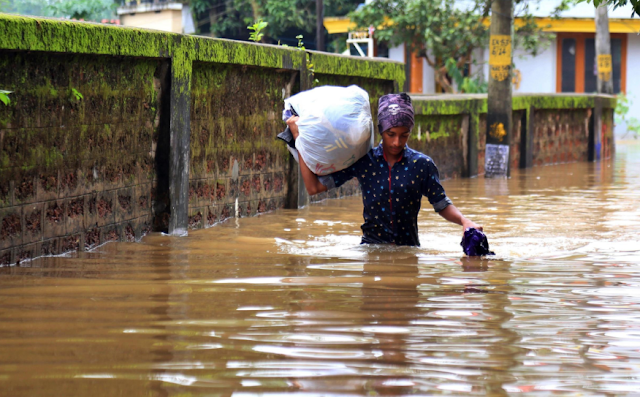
[461,228,495,256]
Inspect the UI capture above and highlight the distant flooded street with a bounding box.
[2,141,639,396]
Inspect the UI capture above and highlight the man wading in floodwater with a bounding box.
[286,93,482,246]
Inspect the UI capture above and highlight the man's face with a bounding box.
[381,126,410,156]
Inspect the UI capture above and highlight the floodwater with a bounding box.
[2,142,640,397]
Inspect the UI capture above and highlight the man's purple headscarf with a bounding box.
[377,93,414,133]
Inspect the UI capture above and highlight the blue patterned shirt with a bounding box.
[320,144,452,246]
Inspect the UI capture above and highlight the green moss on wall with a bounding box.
[0,13,169,57]
[0,14,321,76]
[0,50,159,184]
[310,51,405,91]
[412,97,482,116]
[414,115,461,140]
[190,62,293,178]
[411,94,615,118]
[512,94,598,110]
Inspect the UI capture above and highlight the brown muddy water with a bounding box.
[2,142,640,397]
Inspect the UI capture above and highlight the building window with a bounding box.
[561,38,576,92]
[557,33,627,94]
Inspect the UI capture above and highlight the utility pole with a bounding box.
[485,0,513,178]
[595,5,613,94]
[316,0,325,51]
[594,4,612,162]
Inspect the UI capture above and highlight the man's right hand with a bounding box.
[286,116,300,140]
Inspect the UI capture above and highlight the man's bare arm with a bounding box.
[438,204,483,232]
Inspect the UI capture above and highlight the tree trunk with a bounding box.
[595,5,614,95]
[208,9,218,38]
[316,0,325,51]
[485,0,513,178]
[435,66,452,93]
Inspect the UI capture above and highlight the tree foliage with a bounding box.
[188,0,360,46]
[615,93,640,138]
[350,0,566,93]
[0,90,11,107]
[247,19,268,42]
[49,0,115,20]
[351,0,491,93]
[0,0,115,20]
[579,0,639,16]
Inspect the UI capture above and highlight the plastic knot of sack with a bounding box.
[278,85,374,176]
[461,228,495,256]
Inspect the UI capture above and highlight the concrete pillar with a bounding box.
[522,106,535,168]
[589,97,604,162]
[466,110,479,178]
[596,5,614,95]
[168,50,192,235]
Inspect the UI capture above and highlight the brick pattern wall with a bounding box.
[411,115,465,180]
[532,109,590,166]
[188,63,292,229]
[0,52,158,265]
[476,109,590,175]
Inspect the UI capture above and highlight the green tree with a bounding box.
[350,0,567,93]
[351,0,490,93]
[188,0,360,46]
[49,0,115,20]
[615,93,640,139]
[0,0,49,16]
[579,0,639,16]
[0,0,115,20]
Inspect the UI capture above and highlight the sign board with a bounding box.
[489,35,511,82]
[597,54,612,82]
[485,143,510,178]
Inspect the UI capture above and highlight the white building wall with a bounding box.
[512,40,557,93]
[483,47,490,89]
[618,33,640,137]
[388,44,404,63]
[482,40,556,94]
[388,45,437,94]
[423,58,436,94]
[471,46,485,83]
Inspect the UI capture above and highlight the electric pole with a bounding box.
[316,0,325,51]
[485,0,513,178]
[595,5,613,94]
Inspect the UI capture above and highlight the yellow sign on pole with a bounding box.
[597,54,612,82]
[489,35,512,82]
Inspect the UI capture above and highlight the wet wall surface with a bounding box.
[0,52,160,263]
[1,141,639,396]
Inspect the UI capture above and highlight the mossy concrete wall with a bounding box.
[187,63,293,228]
[0,15,615,266]
[0,51,159,265]
[0,14,403,265]
[410,93,616,178]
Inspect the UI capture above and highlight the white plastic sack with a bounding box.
[284,85,373,176]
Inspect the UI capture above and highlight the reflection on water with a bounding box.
[1,142,640,396]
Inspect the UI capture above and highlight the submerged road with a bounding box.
[1,142,639,396]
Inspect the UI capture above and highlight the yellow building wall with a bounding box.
[121,9,182,33]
